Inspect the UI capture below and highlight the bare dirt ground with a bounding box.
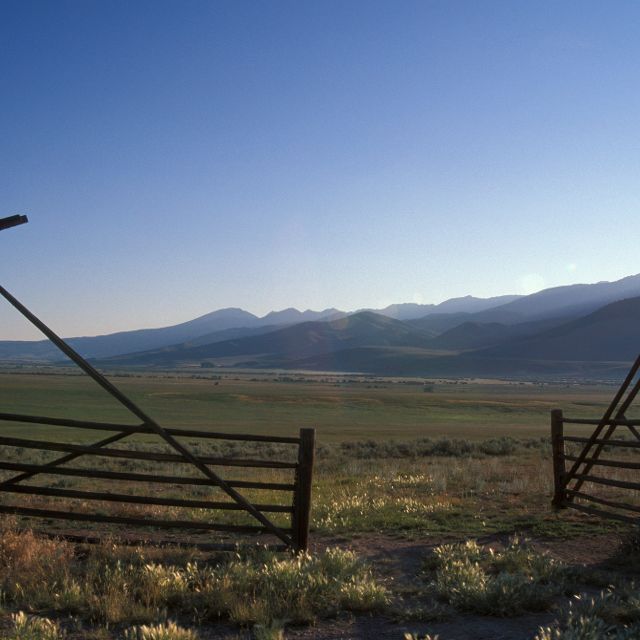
[277,531,635,640]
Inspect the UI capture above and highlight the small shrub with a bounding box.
[430,537,563,616]
[210,547,389,625]
[332,436,545,460]
[534,615,613,640]
[535,587,640,639]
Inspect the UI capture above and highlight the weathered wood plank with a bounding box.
[0,504,293,534]
[563,418,640,426]
[0,435,297,469]
[551,409,566,508]
[566,489,640,514]
[563,454,640,470]
[1,484,293,512]
[569,473,640,491]
[0,460,295,490]
[292,428,315,552]
[0,412,301,444]
[563,436,640,449]
[0,214,28,231]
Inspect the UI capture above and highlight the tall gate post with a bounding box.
[551,409,566,508]
[292,427,315,553]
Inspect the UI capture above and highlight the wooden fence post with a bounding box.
[551,409,566,508]
[292,428,315,553]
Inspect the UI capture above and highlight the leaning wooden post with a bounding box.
[292,427,315,553]
[551,409,566,508]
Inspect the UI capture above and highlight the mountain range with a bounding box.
[0,295,515,361]
[3,275,640,379]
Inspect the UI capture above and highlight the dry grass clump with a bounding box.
[0,528,79,610]
[429,537,565,616]
[0,528,388,633]
[8,612,65,640]
[205,547,389,625]
[122,621,198,640]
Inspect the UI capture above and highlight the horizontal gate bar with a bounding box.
[563,454,640,470]
[562,417,640,426]
[0,435,297,469]
[566,502,639,524]
[0,461,295,490]
[0,484,293,513]
[0,504,293,534]
[563,436,640,449]
[0,413,143,433]
[0,412,301,444]
[566,489,640,514]
[568,473,640,491]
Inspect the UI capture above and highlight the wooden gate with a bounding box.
[551,355,640,524]
[0,216,314,551]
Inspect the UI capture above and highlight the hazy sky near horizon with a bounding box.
[2,0,640,340]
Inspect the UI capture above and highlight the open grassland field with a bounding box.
[0,371,639,639]
[0,371,623,442]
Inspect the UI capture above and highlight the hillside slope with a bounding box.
[471,274,640,324]
[478,296,640,361]
[104,312,436,366]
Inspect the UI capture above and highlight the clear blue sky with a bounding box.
[2,0,640,340]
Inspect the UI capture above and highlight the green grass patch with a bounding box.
[0,372,622,441]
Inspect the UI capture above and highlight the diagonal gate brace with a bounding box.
[0,284,293,546]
